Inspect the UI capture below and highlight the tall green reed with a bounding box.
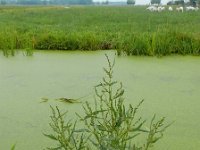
[1,6,200,56]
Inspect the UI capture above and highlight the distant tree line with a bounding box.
[0,0,136,6]
[127,0,135,5]
[167,0,184,5]
[167,0,200,6]
[150,0,161,5]
[0,0,93,5]
[150,0,199,6]
[50,0,93,5]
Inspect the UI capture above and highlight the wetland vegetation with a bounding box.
[1,4,200,150]
[0,6,200,56]
[45,55,171,150]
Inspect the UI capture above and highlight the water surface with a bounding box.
[0,51,200,150]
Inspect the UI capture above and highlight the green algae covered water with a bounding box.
[0,50,200,150]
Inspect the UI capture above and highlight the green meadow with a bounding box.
[0,5,200,56]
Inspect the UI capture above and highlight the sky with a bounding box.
[93,0,170,5]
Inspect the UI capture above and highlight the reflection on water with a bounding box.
[0,50,200,150]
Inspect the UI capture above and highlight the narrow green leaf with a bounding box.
[74,128,90,132]
[43,133,58,141]
[11,143,16,150]
[124,133,140,141]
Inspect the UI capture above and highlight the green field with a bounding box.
[0,5,200,56]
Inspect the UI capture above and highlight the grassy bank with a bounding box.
[0,6,200,56]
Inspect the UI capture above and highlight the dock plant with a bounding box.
[44,55,171,150]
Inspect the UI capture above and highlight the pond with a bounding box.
[0,50,200,150]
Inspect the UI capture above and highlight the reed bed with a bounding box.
[0,6,200,56]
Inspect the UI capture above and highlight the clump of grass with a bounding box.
[118,33,149,56]
[45,55,171,150]
[117,30,200,56]
[0,28,34,56]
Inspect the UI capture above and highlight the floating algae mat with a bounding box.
[0,50,200,150]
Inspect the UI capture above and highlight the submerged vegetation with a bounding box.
[0,6,200,56]
[40,97,82,103]
[45,55,171,149]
